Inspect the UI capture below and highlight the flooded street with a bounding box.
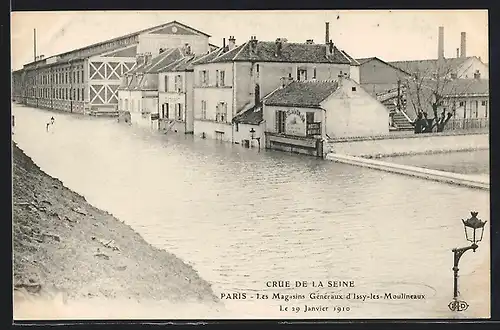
[12,104,490,319]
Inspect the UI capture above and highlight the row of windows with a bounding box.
[164,75,184,92]
[199,70,226,87]
[445,100,488,119]
[26,87,85,101]
[161,103,184,121]
[24,70,85,86]
[199,100,228,122]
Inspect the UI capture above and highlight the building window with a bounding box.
[215,70,219,87]
[256,64,260,73]
[352,87,357,92]
[176,103,183,120]
[65,73,68,84]
[313,68,317,79]
[219,70,225,87]
[216,102,227,122]
[77,71,80,83]
[485,101,488,118]
[459,101,465,107]
[162,103,169,119]
[276,110,286,133]
[482,100,487,106]
[201,100,207,119]
[81,88,84,101]
[200,70,209,86]
[297,68,307,81]
[235,122,239,132]
[175,75,183,92]
[306,112,314,124]
[164,75,169,92]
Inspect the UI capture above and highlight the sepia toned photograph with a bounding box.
[11,10,490,320]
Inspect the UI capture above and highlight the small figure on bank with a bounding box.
[46,116,55,132]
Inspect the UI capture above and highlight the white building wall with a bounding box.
[234,123,266,148]
[324,79,389,137]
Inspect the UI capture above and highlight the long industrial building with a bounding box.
[11,21,216,115]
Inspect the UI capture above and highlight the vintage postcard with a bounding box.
[11,10,490,320]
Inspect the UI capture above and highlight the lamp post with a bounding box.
[449,211,487,312]
[249,127,261,150]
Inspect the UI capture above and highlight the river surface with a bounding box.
[12,104,490,319]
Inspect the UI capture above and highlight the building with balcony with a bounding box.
[11,21,211,115]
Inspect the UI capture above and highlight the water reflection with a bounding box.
[12,104,490,318]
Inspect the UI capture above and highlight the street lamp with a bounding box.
[449,211,487,312]
[249,127,261,150]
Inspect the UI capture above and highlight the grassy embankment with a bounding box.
[13,142,219,311]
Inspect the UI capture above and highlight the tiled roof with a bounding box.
[162,54,205,72]
[388,57,480,75]
[191,48,226,65]
[136,48,183,74]
[264,80,340,107]
[232,104,264,125]
[209,41,352,64]
[420,78,489,96]
[356,57,376,65]
[356,57,412,75]
[341,50,360,65]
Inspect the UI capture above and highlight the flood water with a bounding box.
[12,104,490,319]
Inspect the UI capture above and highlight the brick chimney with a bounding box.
[223,38,226,50]
[275,38,283,57]
[144,52,152,65]
[136,53,146,66]
[249,36,258,55]
[228,36,236,50]
[325,22,330,44]
[326,40,334,56]
[460,32,466,58]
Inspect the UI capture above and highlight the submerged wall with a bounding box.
[325,132,489,158]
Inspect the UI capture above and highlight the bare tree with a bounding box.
[399,59,476,133]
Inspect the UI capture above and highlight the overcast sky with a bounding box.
[11,10,488,71]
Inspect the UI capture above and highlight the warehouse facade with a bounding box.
[11,21,211,115]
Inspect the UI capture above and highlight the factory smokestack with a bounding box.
[33,29,37,61]
[460,32,466,58]
[438,26,444,60]
[325,22,330,45]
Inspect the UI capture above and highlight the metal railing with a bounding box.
[444,118,489,131]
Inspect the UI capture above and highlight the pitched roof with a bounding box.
[264,80,340,107]
[209,41,352,64]
[162,54,206,72]
[191,47,226,65]
[388,56,480,75]
[232,104,264,125]
[422,78,489,96]
[27,21,209,66]
[356,57,412,75]
[136,48,184,74]
[341,50,360,66]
